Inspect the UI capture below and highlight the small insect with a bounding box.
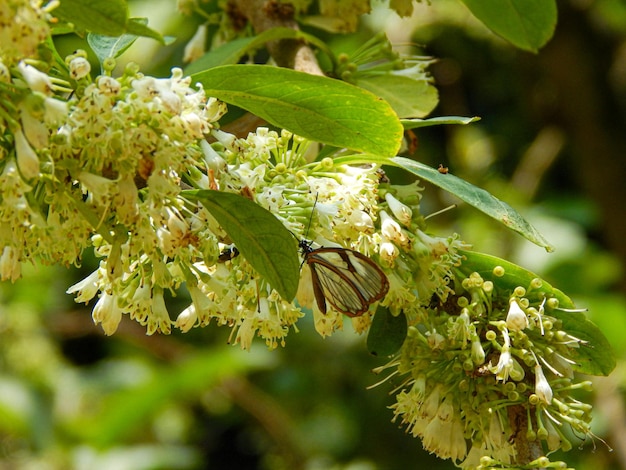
[299,239,389,317]
[438,164,449,174]
[218,246,240,263]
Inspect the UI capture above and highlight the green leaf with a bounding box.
[88,30,138,63]
[367,308,407,357]
[185,27,333,75]
[358,74,438,119]
[550,308,616,376]
[124,17,166,44]
[184,190,300,301]
[185,37,257,74]
[332,154,553,251]
[459,0,557,52]
[456,250,616,376]
[456,250,573,307]
[391,157,554,251]
[192,65,403,157]
[53,0,128,36]
[402,116,481,129]
[87,18,165,63]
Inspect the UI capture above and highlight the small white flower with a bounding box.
[17,62,52,94]
[19,103,48,149]
[347,210,374,233]
[385,192,412,226]
[471,334,485,365]
[0,246,21,282]
[495,347,513,382]
[43,97,68,124]
[147,288,172,335]
[534,364,553,404]
[97,76,121,95]
[379,240,398,265]
[14,128,40,179]
[380,210,410,249]
[92,292,123,335]
[176,304,197,333]
[66,269,100,303]
[201,139,226,172]
[542,413,561,451]
[184,24,207,63]
[69,57,91,80]
[506,298,528,331]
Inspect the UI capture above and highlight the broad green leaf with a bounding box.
[53,0,128,36]
[124,17,167,44]
[332,154,554,251]
[402,116,481,129]
[367,307,407,357]
[390,157,554,251]
[88,19,165,63]
[359,75,438,118]
[185,27,333,75]
[459,0,557,52]
[192,65,403,157]
[456,250,573,307]
[457,250,616,376]
[185,37,257,75]
[184,190,300,301]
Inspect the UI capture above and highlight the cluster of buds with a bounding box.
[382,262,596,467]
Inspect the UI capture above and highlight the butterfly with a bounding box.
[299,239,389,317]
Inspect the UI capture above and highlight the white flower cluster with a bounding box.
[0,0,50,66]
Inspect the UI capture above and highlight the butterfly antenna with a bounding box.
[303,192,319,241]
[424,204,457,220]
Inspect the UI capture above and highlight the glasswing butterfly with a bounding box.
[299,239,389,317]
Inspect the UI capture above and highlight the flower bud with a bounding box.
[184,24,207,63]
[69,56,91,80]
[534,364,553,404]
[17,62,52,94]
[176,304,197,333]
[385,192,412,226]
[506,298,529,331]
[14,128,40,179]
[380,210,410,249]
[379,240,398,265]
[92,292,123,335]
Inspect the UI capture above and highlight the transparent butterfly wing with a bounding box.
[306,248,389,317]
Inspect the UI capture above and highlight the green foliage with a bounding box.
[192,65,404,157]
[1,0,623,468]
[333,154,554,251]
[184,27,334,74]
[185,190,300,301]
[53,0,164,43]
[367,308,407,356]
[457,250,616,376]
[459,0,557,52]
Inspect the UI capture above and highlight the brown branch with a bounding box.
[228,0,324,75]
[219,376,309,469]
[508,405,545,469]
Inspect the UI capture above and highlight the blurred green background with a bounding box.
[1,1,625,469]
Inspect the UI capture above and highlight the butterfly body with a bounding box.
[299,240,389,317]
[218,246,240,263]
